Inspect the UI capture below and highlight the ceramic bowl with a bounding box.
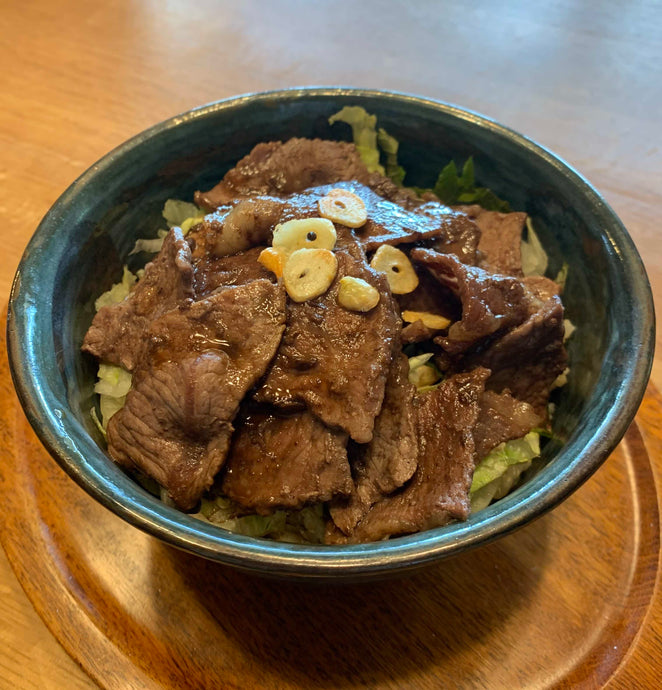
[7,88,655,580]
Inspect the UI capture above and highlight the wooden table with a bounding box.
[1,1,660,687]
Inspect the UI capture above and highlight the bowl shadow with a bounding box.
[149,517,551,688]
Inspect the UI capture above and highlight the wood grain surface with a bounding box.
[1,0,661,687]
[1,331,661,688]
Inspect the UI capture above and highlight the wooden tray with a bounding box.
[2,337,661,688]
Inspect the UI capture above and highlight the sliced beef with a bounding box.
[467,298,567,414]
[222,408,352,514]
[457,204,527,276]
[411,249,531,356]
[195,139,371,210]
[195,174,481,265]
[522,275,562,302]
[307,181,480,255]
[366,172,440,210]
[401,319,439,344]
[329,354,417,535]
[82,228,194,371]
[188,196,287,259]
[192,246,275,298]
[106,280,287,510]
[327,368,490,543]
[473,390,542,460]
[418,203,481,266]
[255,230,400,443]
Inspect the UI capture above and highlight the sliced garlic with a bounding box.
[283,248,338,302]
[318,188,368,228]
[369,245,419,294]
[257,247,287,279]
[337,276,380,312]
[272,217,337,254]
[401,310,451,330]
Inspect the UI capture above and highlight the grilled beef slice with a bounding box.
[329,354,418,535]
[192,246,275,298]
[473,390,542,459]
[222,409,352,514]
[456,204,527,276]
[411,248,566,413]
[194,180,481,262]
[366,172,441,210]
[82,227,194,370]
[411,249,531,356]
[194,139,372,209]
[255,230,400,443]
[188,196,287,259]
[467,298,566,414]
[327,368,490,543]
[106,280,286,510]
[321,183,479,255]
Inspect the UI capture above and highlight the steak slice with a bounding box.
[468,298,567,414]
[329,354,418,535]
[303,181,479,255]
[194,139,371,209]
[106,280,287,510]
[188,196,287,259]
[327,368,490,543]
[410,249,531,356]
[193,178,481,265]
[222,408,352,514]
[457,204,527,276]
[82,227,194,371]
[255,230,400,443]
[473,390,542,460]
[366,172,440,211]
[192,246,275,298]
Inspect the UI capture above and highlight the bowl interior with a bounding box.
[8,88,655,579]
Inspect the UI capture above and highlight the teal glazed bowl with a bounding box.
[7,88,655,580]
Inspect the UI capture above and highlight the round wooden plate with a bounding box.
[2,340,661,688]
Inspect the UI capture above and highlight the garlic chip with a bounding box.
[369,245,419,294]
[318,188,368,228]
[283,248,338,302]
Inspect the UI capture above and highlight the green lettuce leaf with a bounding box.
[197,497,325,543]
[329,106,405,184]
[162,199,205,229]
[521,217,549,276]
[470,432,540,512]
[433,157,511,212]
[377,127,406,185]
[329,106,383,174]
[407,353,442,390]
[94,266,137,310]
[130,229,168,255]
[94,363,132,428]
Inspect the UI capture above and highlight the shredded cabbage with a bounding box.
[329,106,383,174]
[197,497,325,543]
[162,199,204,229]
[130,201,205,255]
[94,364,132,428]
[130,229,168,255]
[521,217,549,277]
[329,106,405,184]
[94,266,137,310]
[407,352,442,390]
[470,432,540,512]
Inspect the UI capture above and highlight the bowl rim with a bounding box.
[6,86,656,579]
